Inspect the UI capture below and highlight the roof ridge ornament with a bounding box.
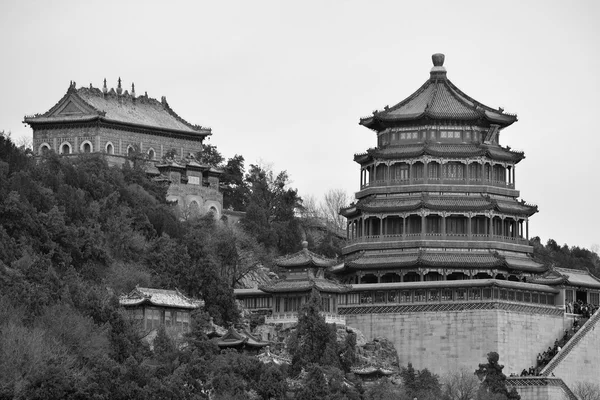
[102,78,108,95]
[116,77,122,95]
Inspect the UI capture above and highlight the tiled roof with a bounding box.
[420,251,503,267]
[260,278,349,293]
[119,287,202,309]
[360,56,517,131]
[24,82,211,137]
[528,270,567,285]
[353,195,534,216]
[350,279,560,294]
[553,267,600,289]
[358,143,524,163]
[346,252,420,268]
[498,251,547,272]
[275,242,339,268]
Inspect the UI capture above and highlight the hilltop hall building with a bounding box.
[236,54,600,398]
[24,79,223,218]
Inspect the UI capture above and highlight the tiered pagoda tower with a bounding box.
[338,53,543,285]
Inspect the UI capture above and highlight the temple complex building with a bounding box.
[24,79,223,217]
[235,55,600,395]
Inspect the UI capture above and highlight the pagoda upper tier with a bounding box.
[360,53,517,131]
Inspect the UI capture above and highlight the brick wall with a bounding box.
[345,307,568,376]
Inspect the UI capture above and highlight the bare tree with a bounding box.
[320,188,351,232]
[443,368,480,400]
[571,381,600,400]
[299,194,322,220]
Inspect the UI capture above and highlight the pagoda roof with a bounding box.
[340,250,546,272]
[354,142,524,164]
[275,241,340,269]
[530,267,600,289]
[340,195,538,217]
[24,80,211,138]
[119,286,202,310]
[217,326,269,348]
[359,54,517,131]
[260,277,349,294]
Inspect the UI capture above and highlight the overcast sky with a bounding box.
[1,0,598,250]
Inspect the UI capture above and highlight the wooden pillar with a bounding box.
[403,216,407,237]
[380,216,384,236]
[421,214,426,235]
[424,161,429,184]
[441,214,446,237]
[526,219,529,240]
[467,215,472,238]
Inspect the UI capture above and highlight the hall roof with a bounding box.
[530,267,600,289]
[119,287,202,310]
[360,54,517,131]
[275,241,341,269]
[24,80,211,138]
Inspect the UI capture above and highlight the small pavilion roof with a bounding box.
[119,286,203,309]
[359,53,517,131]
[275,241,340,269]
[24,80,211,138]
[354,142,524,164]
[217,326,269,348]
[260,277,349,294]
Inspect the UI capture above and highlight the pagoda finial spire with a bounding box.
[430,53,447,80]
[131,82,136,99]
[116,77,122,95]
[102,78,107,94]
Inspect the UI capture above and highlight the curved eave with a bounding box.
[24,114,211,139]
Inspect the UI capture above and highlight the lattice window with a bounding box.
[516,291,523,302]
[347,293,359,304]
[360,292,373,304]
[456,289,466,301]
[483,288,492,300]
[388,291,398,303]
[469,288,481,300]
[524,292,531,303]
[442,289,453,301]
[508,290,515,301]
[565,290,574,303]
[428,289,440,302]
[414,290,426,302]
[590,292,599,306]
[532,293,539,303]
[400,291,412,303]
[375,292,385,303]
[500,290,508,300]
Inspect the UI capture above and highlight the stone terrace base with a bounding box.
[342,302,571,376]
[506,377,576,400]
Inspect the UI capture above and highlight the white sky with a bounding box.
[1,0,599,250]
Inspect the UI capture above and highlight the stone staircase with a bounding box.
[541,307,600,376]
[506,377,577,400]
